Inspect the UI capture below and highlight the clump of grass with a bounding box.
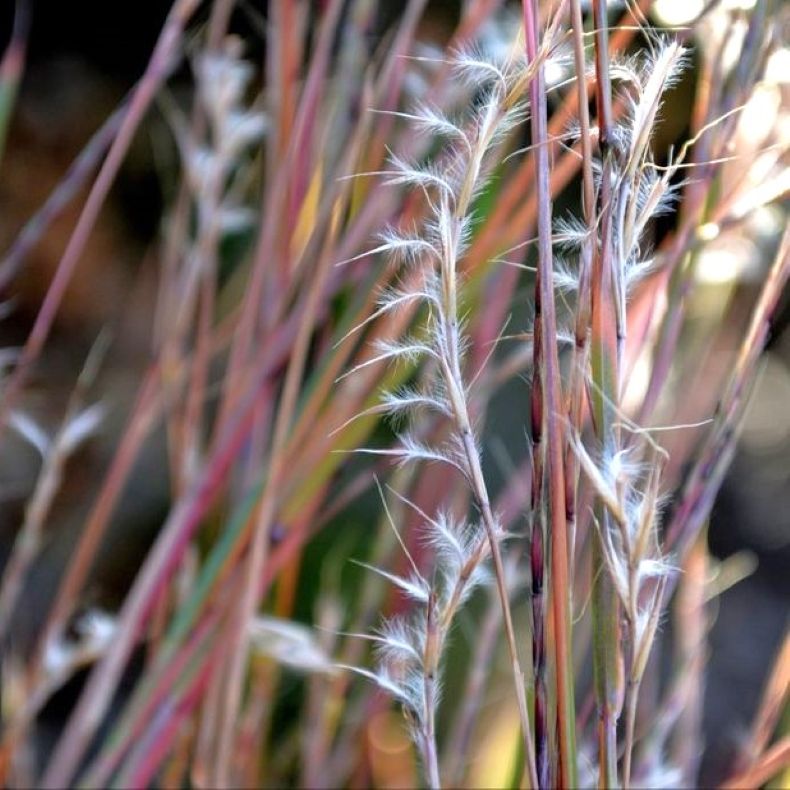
[337,34,562,786]
[340,19,688,788]
[338,1,790,787]
[0,0,788,788]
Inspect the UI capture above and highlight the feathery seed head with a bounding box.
[195,44,266,158]
[354,561,430,605]
[382,386,453,426]
[452,47,510,93]
[196,43,254,118]
[339,38,534,773]
[374,617,425,669]
[554,214,594,251]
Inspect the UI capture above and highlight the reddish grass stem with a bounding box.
[522,0,577,786]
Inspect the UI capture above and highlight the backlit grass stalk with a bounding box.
[565,0,596,554]
[521,0,579,785]
[164,39,273,787]
[341,40,557,787]
[584,7,687,785]
[165,39,266,494]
